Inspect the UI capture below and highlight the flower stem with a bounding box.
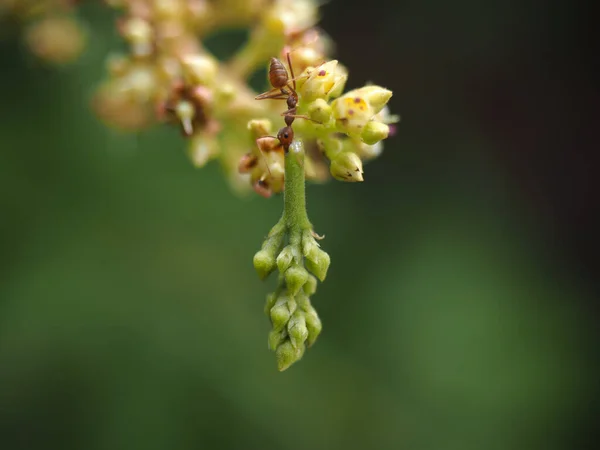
[283,140,312,234]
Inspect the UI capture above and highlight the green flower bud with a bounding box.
[304,309,322,347]
[301,229,320,257]
[253,249,276,280]
[276,245,295,273]
[307,99,332,123]
[268,329,286,351]
[305,246,330,282]
[295,292,311,311]
[264,292,278,316]
[330,151,364,182]
[303,274,318,296]
[270,296,293,331]
[285,265,309,296]
[276,340,304,372]
[361,121,390,145]
[288,311,309,349]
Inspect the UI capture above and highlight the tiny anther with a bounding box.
[318,70,326,76]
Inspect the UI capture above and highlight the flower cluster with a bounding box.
[3,0,398,370]
[255,214,328,370]
[239,54,397,197]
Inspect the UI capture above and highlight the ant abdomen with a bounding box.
[268,57,289,90]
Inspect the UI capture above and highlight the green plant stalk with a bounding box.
[283,140,312,236]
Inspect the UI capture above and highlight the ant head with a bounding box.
[277,126,294,149]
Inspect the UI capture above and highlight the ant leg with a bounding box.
[256,88,289,100]
[281,112,322,124]
[256,92,288,101]
[286,51,296,91]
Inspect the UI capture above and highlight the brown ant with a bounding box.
[255,53,318,152]
[244,53,320,197]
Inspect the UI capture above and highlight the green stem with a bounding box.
[283,140,312,233]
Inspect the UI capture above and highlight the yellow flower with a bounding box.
[330,85,392,140]
[298,60,347,102]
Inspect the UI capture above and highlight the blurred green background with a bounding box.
[1,1,597,450]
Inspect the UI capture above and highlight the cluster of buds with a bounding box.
[92,0,332,193]
[1,0,87,65]
[257,229,328,370]
[5,0,399,370]
[240,55,397,196]
[252,141,331,370]
[3,0,397,196]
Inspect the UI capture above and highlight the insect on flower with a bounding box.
[255,53,320,152]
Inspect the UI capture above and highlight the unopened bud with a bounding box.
[360,85,393,114]
[361,121,390,145]
[269,296,293,331]
[248,119,272,140]
[307,99,332,124]
[305,246,330,282]
[253,249,276,280]
[318,136,343,160]
[285,265,309,296]
[303,274,318,296]
[304,309,322,347]
[276,340,304,371]
[181,54,218,86]
[288,311,309,349]
[264,292,278,316]
[276,245,295,273]
[330,151,364,182]
[268,329,286,351]
[331,94,373,138]
[301,230,320,257]
[299,60,348,102]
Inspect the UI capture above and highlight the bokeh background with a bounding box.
[1,1,597,449]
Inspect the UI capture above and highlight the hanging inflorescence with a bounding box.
[2,0,398,370]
